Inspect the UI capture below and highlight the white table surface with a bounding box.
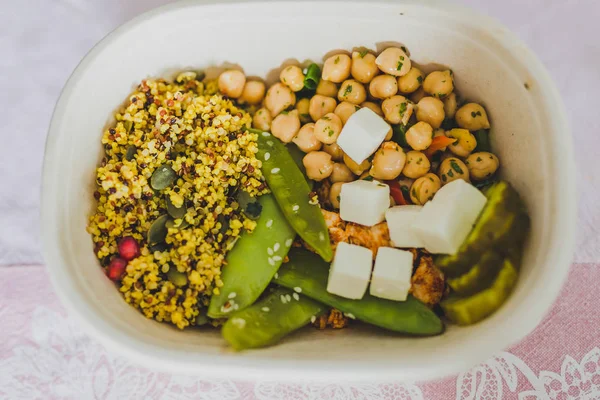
[2,0,599,266]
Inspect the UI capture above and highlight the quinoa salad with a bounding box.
[88,45,529,350]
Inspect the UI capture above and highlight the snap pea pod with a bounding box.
[249,128,332,262]
[222,287,324,350]
[274,249,444,336]
[207,194,296,318]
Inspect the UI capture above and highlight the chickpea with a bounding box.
[292,123,321,152]
[271,110,301,143]
[375,47,411,77]
[218,70,246,98]
[397,67,424,94]
[455,103,491,130]
[360,101,384,117]
[423,70,454,98]
[443,92,457,119]
[303,151,334,181]
[465,152,500,180]
[265,83,296,116]
[351,51,379,83]
[316,80,338,97]
[382,95,413,125]
[329,182,344,209]
[240,80,265,105]
[410,173,441,205]
[370,141,406,180]
[405,121,433,151]
[330,162,355,183]
[344,153,371,175]
[369,75,398,99]
[416,97,445,129]
[280,65,305,92]
[447,128,477,157]
[334,101,359,124]
[322,53,352,83]
[252,108,272,131]
[323,142,344,161]
[402,151,431,179]
[296,98,311,123]
[439,157,470,185]
[309,95,337,121]
[409,86,427,103]
[385,127,393,141]
[338,79,367,104]
[313,113,343,144]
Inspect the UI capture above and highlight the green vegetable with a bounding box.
[436,181,529,277]
[221,287,324,350]
[167,268,188,287]
[207,194,296,318]
[123,120,133,133]
[391,123,411,148]
[147,214,169,244]
[251,129,332,262]
[166,195,186,219]
[125,145,136,161]
[274,249,444,336]
[441,258,518,325]
[447,251,504,296]
[473,129,491,152]
[285,143,311,185]
[303,63,321,91]
[150,165,177,190]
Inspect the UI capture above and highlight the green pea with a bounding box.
[207,194,296,318]
[222,287,324,350]
[274,249,444,336]
[250,128,332,262]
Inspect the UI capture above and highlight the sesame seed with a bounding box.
[262,307,270,312]
[264,152,271,161]
[268,257,275,266]
[293,287,302,293]
[228,292,237,299]
[292,204,299,212]
[273,243,280,252]
[231,317,246,328]
[266,219,273,228]
[285,239,293,247]
[280,295,287,303]
[274,272,279,279]
[319,232,325,241]
[262,131,271,137]
[267,247,274,255]
[292,293,300,301]
[271,167,280,174]
[233,303,240,310]
[273,255,282,262]
[267,140,274,147]
[311,316,316,323]
[285,294,292,302]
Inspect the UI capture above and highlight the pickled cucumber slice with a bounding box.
[436,181,529,277]
[441,258,518,325]
[447,251,503,296]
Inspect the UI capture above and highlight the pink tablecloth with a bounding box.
[1,264,599,399]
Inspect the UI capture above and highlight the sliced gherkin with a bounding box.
[441,258,518,325]
[436,181,529,277]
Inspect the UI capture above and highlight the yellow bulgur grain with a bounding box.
[89,75,268,329]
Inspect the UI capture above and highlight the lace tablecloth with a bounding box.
[3,0,600,398]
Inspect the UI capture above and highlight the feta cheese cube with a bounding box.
[370,247,413,301]
[337,107,391,164]
[340,180,390,226]
[385,205,425,248]
[411,180,487,254]
[327,242,373,299]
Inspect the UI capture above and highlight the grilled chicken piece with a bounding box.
[345,222,391,257]
[321,209,348,251]
[316,180,332,209]
[410,254,445,306]
[313,309,349,329]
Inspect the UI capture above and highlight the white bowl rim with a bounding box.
[42,0,576,382]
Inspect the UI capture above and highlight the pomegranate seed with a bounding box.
[107,257,127,281]
[118,236,140,261]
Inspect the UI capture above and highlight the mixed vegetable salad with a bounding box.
[88,45,529,350]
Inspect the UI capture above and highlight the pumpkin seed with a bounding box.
[195,314,209,326]
[149,242,170,253]
[123,120,133,133]
[166,195,186,219]
[125,145,136,161]
[167,269,188,287]
[151,165,177,190]
[166,218,190,230]
[148,214,169,244]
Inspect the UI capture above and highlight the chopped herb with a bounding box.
[428,176,434,182]
[399,102,407,117]
[327,128,335,137]
[396,60,404,71]
[400,56,405,61]
[283,78,287,83]
[417,158,422,165]
[322,116,331,121]
[471,110,483,118]
[447,170,455,178]
[476,156,482,162]
[334,56,340,64]
[343,85,353,97]
[524,82,530,90]
[411,187,417,198]
[489,155,494,160]
[441,80,446,83]
[358,49,369,58]
[280,110,289,115]
[336,195,340,202]
[321,101,325,107]
[417,76,423,83]
[303,63,321,90]
[355,105,360,111]
[450,160,464,174]
[441,174,447,182]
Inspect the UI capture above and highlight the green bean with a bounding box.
[303,63,321,90]
[274,249,444,336]
[250,128,332,262]
[473,129,491,152]
[207,194,296,318]
[222,287,324,350]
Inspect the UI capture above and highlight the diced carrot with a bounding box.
[424,136,457,159]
